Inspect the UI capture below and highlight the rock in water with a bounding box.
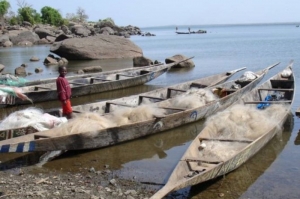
[50,35,143,60]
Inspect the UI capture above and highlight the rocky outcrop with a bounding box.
[70,25,91,37]
[34,28,56,39]
[43,54,68,66]
[82,66,103,73]
[15,65,27,76]
[50,35,143,60]
[10,31,40,45]
[133,56,153,67]
[165,54,195,68]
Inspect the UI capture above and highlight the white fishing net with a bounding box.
[0,108,67,131]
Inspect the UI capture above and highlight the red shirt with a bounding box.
[56,76,71,101]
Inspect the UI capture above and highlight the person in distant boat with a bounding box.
[176,27,178,31]
[188,27,190,32]
[56,66,73,119]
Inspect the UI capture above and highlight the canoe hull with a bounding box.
[150,61,295,199]
[1,64,170,107]
[0,66,269,153]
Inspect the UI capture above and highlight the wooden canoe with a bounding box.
[0,62,279,153]
[0,66,245,141]
[150,61,294,199]
[0,63,172,107]
[21,63,165,86]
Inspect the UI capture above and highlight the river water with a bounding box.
[0,23,300,198]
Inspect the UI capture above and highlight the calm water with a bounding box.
[1,23,300,198]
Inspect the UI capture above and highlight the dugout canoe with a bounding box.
[22,63,166,86]
[0,66,245,141]
[150,61,294,199]
[0,62,173,107]
[0,62,279,153]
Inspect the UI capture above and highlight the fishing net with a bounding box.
[0,107,68,131]
[0,86,32,103]
[0,74,28,87]
[199,104,289,160]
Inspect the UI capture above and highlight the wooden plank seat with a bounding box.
[70,82,88,85]
[244,100,292,104]
[270,79,294,88]
[140,70,150,75]
[184,158,222,165]
[235,80,252,88]
[158,106,186,111]
[258,88,294,92]
[90,77,112,84]
[116,74,135,80]
[138,95,165,105]
[167,87,186,98]
[105,102,136,113]
[199,137,253,143]
[34,86,52,91]
[190,82,208,89]
[34,134,52,140]
[183,157,222,174]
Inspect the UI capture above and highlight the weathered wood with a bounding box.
[34,86,51,91]
[189,82,208,89]
[90,77,112,84]
[70,82,88,86]
[1,63,172,107]
[149,61,293,199]
[166,87,186,98]
[138,95,165,105]
[116,73,135,80]
[184,158,222,164]
[258,88,294,92]
[105,102,136,113]
[199,137,253,143]
[158,106,186,111]
[244,100,292,104]
[270,80,294,88]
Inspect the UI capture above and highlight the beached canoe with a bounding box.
[0,62,278,153]
[0,66,246,141]
[150,61,294,199]
[0,63,173,107]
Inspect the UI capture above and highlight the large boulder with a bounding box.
[10,31,40,45]
[71,25,91,37]
[165,54,195,68]
[50,35,143,60]
[133,56,153,67]
[2,40,13,47]
[15,65,27,76]
[34,28,55,39]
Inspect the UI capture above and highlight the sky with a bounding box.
[8,0,300,27]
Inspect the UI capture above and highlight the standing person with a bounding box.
[56,66,73,119]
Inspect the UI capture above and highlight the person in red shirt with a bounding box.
[56,66,73,119]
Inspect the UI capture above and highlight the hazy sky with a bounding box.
[8,0,300,27]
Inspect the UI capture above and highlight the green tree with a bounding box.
[41,6,64,26]
[0,0,10,20]
[18,6,41,24]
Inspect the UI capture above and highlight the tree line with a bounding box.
[0,0,110,26]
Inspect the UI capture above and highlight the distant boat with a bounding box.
[175,31,190,34]
[296,25,299,27]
